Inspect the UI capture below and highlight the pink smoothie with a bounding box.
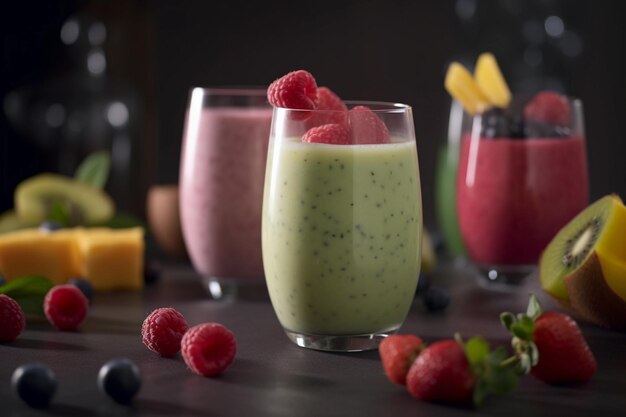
[457,134,588,266]
[180,107,272,279]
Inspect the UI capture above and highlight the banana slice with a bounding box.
[475,53,511,108]
[444,63,490,115]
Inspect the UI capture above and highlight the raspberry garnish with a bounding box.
[43,285,88,331]
[267,70,318,120]
[0,294,26,342]
[303,123,351,145]
[348,105,390,144]
[141,307,189,357]
[523,91,571,126]
[306,86,348,127]
[181,323,237,377]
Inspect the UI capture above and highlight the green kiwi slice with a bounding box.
[539,195,621,302]
[15,174,114,226]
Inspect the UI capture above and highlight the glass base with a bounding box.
[474,264,535,290]
[200,276,268,301]
[284,329,395,352]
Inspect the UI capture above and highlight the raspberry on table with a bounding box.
[303,123,351,145]
[141,307,189,357]
[43,284,89,331]
[181,323,237,377]
[348,105,390,144]
[0,294,26,342]
[267,70,318,119]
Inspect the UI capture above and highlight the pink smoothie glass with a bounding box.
[456,97,588,286]
[179,87,272,298]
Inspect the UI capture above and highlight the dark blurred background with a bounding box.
[1,0,624,231]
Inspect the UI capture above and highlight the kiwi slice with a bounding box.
[15,174,114,226]
[0,210,33,234]
[539,194,626,328]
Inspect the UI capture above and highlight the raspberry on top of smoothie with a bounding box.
[267,70,389,145]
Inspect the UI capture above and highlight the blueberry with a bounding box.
[98,358,141,404]
[415,274,431,296]
[39,221,63,232]
[480,108,510,138]
[0,273,5,287]
[68,278,93,304]
[144,261,161,285]
[423,286,450,312]
[11,363,58,408]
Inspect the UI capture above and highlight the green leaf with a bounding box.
[47,200,71,226]
[0,275,53,315]
[500,312,516,331]
[511,315,534,340]
[74,151,111,189]
[526,293,542,320]
[466,336,490,367]
[91,212,146,229]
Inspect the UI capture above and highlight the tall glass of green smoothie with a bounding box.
[262,100,422,352]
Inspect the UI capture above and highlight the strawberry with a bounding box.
[523,91,571,126]
[378,334,424,385]
[348,106,390,144]
[267,70,318,120]
[531,312,597,384]
[302,123,350,145]
[500,294,597,385]
[406,339,475,403]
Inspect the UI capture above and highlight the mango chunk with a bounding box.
[0,229,81,285]
[0,227,144,291]
[77,228,144,291]
[444,62,490,115]
[474,53,512,108]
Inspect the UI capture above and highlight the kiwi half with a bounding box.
[539,194,626,329]
[15,174,114,226]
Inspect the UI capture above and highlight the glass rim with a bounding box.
[188,86,268,97]
[275,100,412,114]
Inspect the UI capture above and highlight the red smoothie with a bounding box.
[179,107,272,279]
[457,134,588,266]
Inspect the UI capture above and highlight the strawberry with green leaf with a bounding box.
[500,294,597,384]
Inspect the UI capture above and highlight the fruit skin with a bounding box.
[11,363,58,408]
[181,323,237,377]
[0,210,32,234]
[422,286,451,312]
[348,106,390,144]
[15,173,114,226]
[406,339,476,404]
[98,358,141,404]
[306,86,348,128]
[0,294,26,342]
[267,70,318,119]
[378,334,424,385]
[141,307,189,357]
[523,91,571,126]
[531,312,597,384]
[43,284,89,331]
[302,123,350,145]
[444,62,490,115]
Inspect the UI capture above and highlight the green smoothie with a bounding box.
[262,139,421,336]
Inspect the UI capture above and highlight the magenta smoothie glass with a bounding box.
[456,96,589,286]
[179,88,271,298]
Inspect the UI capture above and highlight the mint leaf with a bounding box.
[47,200,71,226]
[75,151,111,189]
[500,312,516,331]
[0,275,53,315]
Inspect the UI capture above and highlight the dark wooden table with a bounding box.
[1,261,625,417]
